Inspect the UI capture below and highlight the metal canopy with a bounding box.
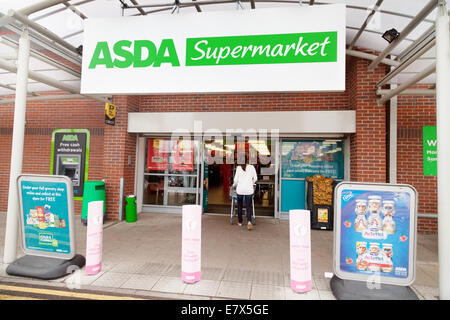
[0,0,443,102]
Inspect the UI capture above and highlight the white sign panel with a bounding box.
[81,5,346,94]
[85,200,104,275]
[181,205,202,283]
[289,209,312,293]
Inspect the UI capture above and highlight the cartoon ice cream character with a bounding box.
[382,200,396,234]
[381,243,393,273]
[367,242,382,272]
[367,196,382,231]
[354,199,368,232]
[356,241,368,271]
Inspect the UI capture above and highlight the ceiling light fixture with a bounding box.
[382,28,400,43]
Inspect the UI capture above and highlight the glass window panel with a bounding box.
[167,191,196,206]
[143,175,165,205]
[168,176,197,188]
[143,137,200,208]
[145,138,169,173]
[169,139,197,174]
[145,137,199,175]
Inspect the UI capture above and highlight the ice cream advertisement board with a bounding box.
[17,174,76,260]
[333,182,417,286]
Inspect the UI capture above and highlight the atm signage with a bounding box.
[88,32,337,69]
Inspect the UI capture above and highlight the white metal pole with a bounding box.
[389,82,397,184]
[3,27,30,264]
[436,0,450,300]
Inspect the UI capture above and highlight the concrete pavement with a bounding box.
[0,212,439,300]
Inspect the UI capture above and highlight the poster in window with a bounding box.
[147,138,169,171]
[281,140,344,179]
[172,140,194,172]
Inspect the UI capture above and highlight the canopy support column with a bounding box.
[3,27,30,264]
[389,83,397,184]
[436,0,450,300]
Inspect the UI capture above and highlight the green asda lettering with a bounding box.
[88,39,180,69]
[88,31,337,69]
[62,134,78,142]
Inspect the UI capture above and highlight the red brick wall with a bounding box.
[102,95,139,220]
[0,97,105,216]
[139,91,350,112]
[396,91,437,233]
[0,55,439,232]
[348,56,390,182]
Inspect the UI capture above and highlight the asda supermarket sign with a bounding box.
[89,32,337,69]
[81,5,345,94]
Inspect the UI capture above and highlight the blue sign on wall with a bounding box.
[18,175,75,259]
[334,182,417,286]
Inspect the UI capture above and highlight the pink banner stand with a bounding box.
[181,205,202,283]
[289,209,312,293]
[85,201,104,275]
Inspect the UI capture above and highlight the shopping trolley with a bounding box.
[229,185,256,225]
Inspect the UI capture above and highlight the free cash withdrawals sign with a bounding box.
[81,5,346,94]
[50,129,90,199]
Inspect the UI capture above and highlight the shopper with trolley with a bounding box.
[232,160,257,230]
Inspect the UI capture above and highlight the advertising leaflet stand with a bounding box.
[6,174,85,280]
[331,182,418,300]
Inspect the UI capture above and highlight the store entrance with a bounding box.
[203,137,276,217]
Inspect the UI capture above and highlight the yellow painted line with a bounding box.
[0,294,41,300]
[0,284,145,300]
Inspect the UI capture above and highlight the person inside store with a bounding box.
[232,157,258,230]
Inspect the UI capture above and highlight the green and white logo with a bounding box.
[88,31,337,69]
[423,126,437,176]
